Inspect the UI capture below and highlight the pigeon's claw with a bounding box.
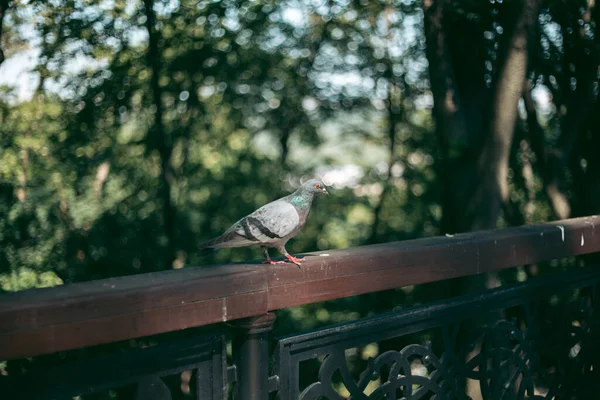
[285,255,305,268]
[262,259,286,265]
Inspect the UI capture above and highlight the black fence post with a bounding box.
[231,313,277,400]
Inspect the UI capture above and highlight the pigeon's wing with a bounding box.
[201,199,299,249]
[243,199,300,241]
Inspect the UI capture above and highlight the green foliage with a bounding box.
[0,0,441,288]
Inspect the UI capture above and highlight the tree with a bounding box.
[425,0,540,234]
[0,0,10,66]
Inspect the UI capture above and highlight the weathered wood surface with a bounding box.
[1,215,599,360]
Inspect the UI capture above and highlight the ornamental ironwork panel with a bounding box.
[273,269,600,400]
[0,330,227,400]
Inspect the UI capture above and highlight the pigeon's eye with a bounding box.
[315,184,321,189]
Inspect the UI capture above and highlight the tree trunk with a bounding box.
[0,0,10,66]
[424,0,487,234]
[471,0,540,230]
[425,0,539,234]
[143,0,175,269]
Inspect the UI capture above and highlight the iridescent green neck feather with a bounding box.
[290,189,315,214]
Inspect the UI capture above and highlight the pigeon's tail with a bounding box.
[198,246,218,256]
[198,235,227,256]
[198,235,224,249]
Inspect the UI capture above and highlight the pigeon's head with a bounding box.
[301,179,329,195]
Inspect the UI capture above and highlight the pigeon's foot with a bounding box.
[262,259,286,265]
[285,255,305,268]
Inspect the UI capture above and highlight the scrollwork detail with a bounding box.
[300,343,465,400]
[291,283,600,400]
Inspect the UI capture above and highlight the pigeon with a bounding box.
[198,179,328,267]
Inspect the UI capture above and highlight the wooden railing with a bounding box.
[1,215,600,399]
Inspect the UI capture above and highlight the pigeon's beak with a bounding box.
[322,188,329,195]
